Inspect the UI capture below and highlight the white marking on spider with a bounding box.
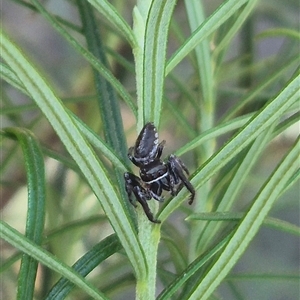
[144,172,168,183]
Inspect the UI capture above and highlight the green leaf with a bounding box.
[220,54,299,122]
[0,30,147,280]
[0,221,107,300]
[157,232,233,300]
[255,28,300,40]
[159,73,299,221]
[175,113,253,156]
[46,234,122,299]
[227,272,300,281]
[30,0,137,117]
[2,128,46,300]
[188,212,300,236]
[0,64,128,170]
[185,0,214,107]
[0,62,29,95]
[187,138,300,299]
[196,124,275,252]
[166,0,250,74]
[76,2,128,158]
[140,0,177,125]
[213,0,259,57]
[77,1,135,222]
[87,0,136,47]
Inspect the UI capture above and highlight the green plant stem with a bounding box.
[133,1,177,298]
[136,221,161,300]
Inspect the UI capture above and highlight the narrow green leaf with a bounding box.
[3,128,46,300]
[213,0,259,57]
[0,252,22,273]
[142,0,177,125]
[197,125,275,252]
[221,54,299,122]
[159,73,299,221]
[184,0,217,258]
[188,138,299,299]
[0,221,107,300]
[76,0,128,160]
[0,62,29,95]
[0,64,128,170]
[185,0,214,107]
[30,0,137,117]
[227,273,300,281]
[166,0,249,74]
[46,234,122,299]
[0,30,147,279]
[282,168,300,195]
[157,232,233,300]
[256,28,300,40]
[175,113,253,156]
[87,0,136,47]
[77,0,135,223]
[188,213,300,236]
[72,113,129,171]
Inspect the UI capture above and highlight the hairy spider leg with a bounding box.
[156,140,166,159]
[124,172,160,223]
[148,180,166,202]
[136,191,161,223]
[168,154,195,205]
[127,147,139,166]
[124,172,142,207]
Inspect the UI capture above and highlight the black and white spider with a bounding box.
[124,122,195,223]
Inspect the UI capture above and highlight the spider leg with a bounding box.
[128,147,141,167]
[124,172,160,223]
[124,172,138,207]
[149,181,165,202]
[166,169,178,196]
[156,140,166,159]
[135,187,161,223]
[168,154,195,204]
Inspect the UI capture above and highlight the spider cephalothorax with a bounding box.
[124,122,195,223]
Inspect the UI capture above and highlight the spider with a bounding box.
[124,122,195,223]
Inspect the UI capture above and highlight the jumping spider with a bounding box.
[124,122,195,223]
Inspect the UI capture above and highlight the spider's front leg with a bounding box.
[124,172,161,223]
[156,140,166,159]
[167,154,195,205]
[148,181,165,202]
[127,147,139,167]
